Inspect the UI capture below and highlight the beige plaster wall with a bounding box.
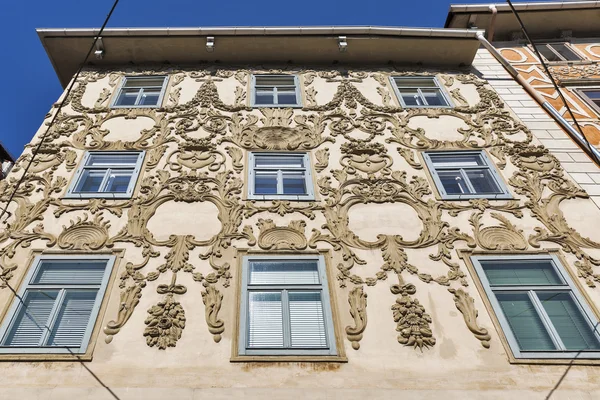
[0,65,600,399]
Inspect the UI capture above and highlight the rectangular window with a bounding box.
[575,88,600,115]
[251,75,301,107]
[471,255,600,359]
[535,43,582,62]
[238,255,337,356]
[0,255,116,354]
[423,151,511,200]
[390,76,451,108]
[111,76,168,108]
[66,151,145,199]
[248,152,314,200]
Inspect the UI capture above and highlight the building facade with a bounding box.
[447,1,600,206]
[1,25,600,398]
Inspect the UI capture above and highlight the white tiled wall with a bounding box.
[472,48,600,209]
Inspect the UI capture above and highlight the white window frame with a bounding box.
[238,254,337,356]
[251,74,302,108]
[573,87,600,117]
[110,76,169,108]
[0,254,116,354]
[65,151,145,199]
[533,42,584,63]
[389,76,452,108]
[247,152,315,201]
[423,150,511,200]
[471,254,600,359]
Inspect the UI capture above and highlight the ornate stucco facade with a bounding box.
[1,25,600,398]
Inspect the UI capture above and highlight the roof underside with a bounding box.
[37,26,483,88]
[446,2,600,41]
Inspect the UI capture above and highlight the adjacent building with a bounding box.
[1,18,600,398]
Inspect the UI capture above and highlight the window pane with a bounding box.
[437,170,469,194]
[465,169,502,194]
[32,261,107,285]
[421,89,448,107]
[538,292,600,350]
[398,89,422,106]
[247,292,283,348]
[254,172,278,194]
[76,170,105,193]
[255,91,275,105]
[46,290,97,347]
[277,87,297,105]
[255,155,304,168]
[255,76,295,86]
[429,154,485,167]
[496,292,556,351]
[550,43,581,61]
[2,290,58,346]
[87,154,139,167]
[582,90,600,108]
[139,89,161,106]
[289,292,327,348]
[249,261,320,285]
[481,260,563,286]
[537,45,562,62]
[104,172,133,193]
[394,77,438,88]
[282,172,307,195]
[115,89,139,106]
[123,77,166,88]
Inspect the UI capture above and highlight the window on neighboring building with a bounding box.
[423,151,511,200]
[575,88,600,115]
[471,254,600,359]
[0,255,116,354]
[66,151,145,199]
[238,255,337,356]
[247,153,314,200]
[390,76,451,108]
[535,43,582,62]
[112,76,168,108]
[251,75,301,107]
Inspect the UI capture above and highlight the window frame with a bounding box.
[110,76,169,109]
[471,254,600,360]
[237,254,337,357]
[423,150,511,200]
[573,87,600,117]
[247,152,315,201]
[250,74,302,108]
[533,42,584,63]
[0,254,116,355]
[389,75,452,108]
[65,151,145,199]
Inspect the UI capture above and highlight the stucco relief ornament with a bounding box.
[390,280,435,350]
[449,288,491,348]
[346,286,367,350]
[168,138,226,171]
[470,212,527,251]
[57,214,110,250]
[340,142,393,177]
[257,219,307,250]
[144,274,187,350]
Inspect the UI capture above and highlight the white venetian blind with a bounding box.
[289,292,327,348]
[3,290,58,346]
[32,261,106,285]
[249,261,319,285]
[247,292,284,348]
[47,291,98,347]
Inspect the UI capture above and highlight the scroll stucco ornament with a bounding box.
[470,212,527,251]
[314,147,329,172]
[144,274,187,350]
[57,214,109,250]
[346,286,367,350]
[448,288,491,348]
[391,281,435,350]
[257,219,308,250]
[202,284,225,343]
[104,284,143,343]
[340,142,393,177]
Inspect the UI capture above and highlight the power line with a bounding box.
[506,0,600,166]
[0,0,120,223]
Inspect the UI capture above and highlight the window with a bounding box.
[238,255,337,356]
[66,151,145,199]
[535,43,582,62]
[423,151,510,200]
[390,76,451,108]
[251,75,301,107]
[575,88,600,115]
[247,153,314,200]
[471,255,600,359]
[0,255,116,354]
[111,76,168,108]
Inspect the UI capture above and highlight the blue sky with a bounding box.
[0,0,493,158]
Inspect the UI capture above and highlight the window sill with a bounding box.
[251,105,303,109]
[509,356,600,366]
[110,105,161,109]
[247,196,316,202]
[0,353,92,362]
[440,194,513,201]
[62,194,132,200]
[231,355,347,363]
